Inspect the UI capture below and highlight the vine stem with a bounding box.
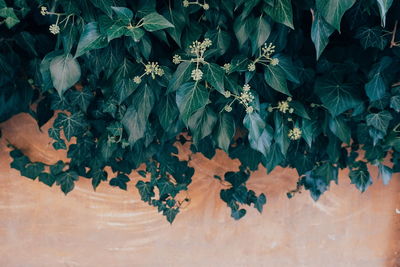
[390,20,398,48]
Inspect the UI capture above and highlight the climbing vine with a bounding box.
[1,0,400,223]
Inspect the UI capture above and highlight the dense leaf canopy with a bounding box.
[1,0,400,223]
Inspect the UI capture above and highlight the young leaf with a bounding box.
[142,12,174,32]
[315,0,356,31]
[366,110,393,134]
[50,54,81,96]
[376,0,394,27]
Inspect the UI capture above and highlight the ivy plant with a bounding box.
[1,0,400,223]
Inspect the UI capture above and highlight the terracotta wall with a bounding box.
[0,114,399,267]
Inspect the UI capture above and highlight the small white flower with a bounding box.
[223,63,231,73]
[172,55,181,64]
[288,127,302,140]
[183,0,190,7]
[289,108,294,114]
[40,6,48,16]
[267,106,274,112]
[270,58,279,66]
[133,76,142,84]
[243,84,251,92]
[49,24,60,35]
[191,69,203,81]
[203,3,209,10]
[202,38,212,48]
[246,106,254,113]
[223,90,231,98]
[247,62,256,72]
[224,105,232,112]
[287,96,292,102]
[310,103,316,108]
[277,101,289,113]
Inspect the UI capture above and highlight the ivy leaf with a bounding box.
[142,12,174,32]
[110,6,133,23]
[69,87,93,112]
[365,56,392,101]
[231,209,247,220]
[38,173,56,187]
[244,112,273,156]
[264,142,284,173]
[122,84,155,145]
[366,110,393,134]
[164,208,179,224]
[264,64,290,96]
[176,82,209,125]
[376,0,394,27]
[0,7,20,28]
[188,106,217,145]
[167,61,193,93]
[328,115,351,144]
[311,11,335,59]
[250,15,271,55]
[49,54,81,96]
[89,0,114,17]
[302,119,318,147]
[158,94,179,131]
[88,168,108,190]
[274,113,289,155]
[314,78,362,116]
[263,0,294,29]
[378,164,392,185]
[349,161,372,192]
[215,113,235,153]
[254,193,267,213]
[21,162,45,180]
[315,0,356,31]
[56,171,79,195]
[109,174,130,190]
[390,95,400,112]
[136,181,155,202]
[54,112,87,141]
[75,22,107,58]
[205,29,231,56]
[204,63,225,94]
[355,26,389,50]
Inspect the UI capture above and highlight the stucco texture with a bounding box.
[0,113,399,267]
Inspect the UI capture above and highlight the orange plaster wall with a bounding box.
[0,113,399,267]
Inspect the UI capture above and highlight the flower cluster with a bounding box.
[223,84,255,114]
[248,43,279,71]
[133,62,164,84]
[39,6,74,35]
[288,127,302,140]
[268,97,293,114]
[172,38,212,82]
[183,0,209,10]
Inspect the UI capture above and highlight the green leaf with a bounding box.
[215,113,235,153]
[311,11,335,59]
[188,106,217,145]
[168,61,193,93]
[251,15,271,54]
[264,142,284,173]
[0,7,20,28]
[89,0,114,17]
[390,95,400,112]
[158,94,179,131]
[38,173,56,187]
[75,22,107,58]
[244,112,273,156]
[109,174,130,190]
[264,64,290,96]
[136,181,155,202]
[274,113,289,155]
[21,162,45,180]
[142,12,174,32]
[176,82,209,125]
[89,169,108,190]
[366,110,393,134]
[69,87,93,112]
[328,115,351,144]
[111,6,133,23]
[254,193,267,213]
[54,112,87,141]
[314,78,362,116]
[316,0,356,31]
[263,0,294,29]
[122,84,155,145]
[50,54,81,96]
[378,164,392,185]
[376,0,394,27]
[349,161,372,192]
[56,171,79,195]
[301,163,338,201]
[355,26,389,50]
[365,57,392,101]
[164,208,179,224]
[204,63,225,94]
